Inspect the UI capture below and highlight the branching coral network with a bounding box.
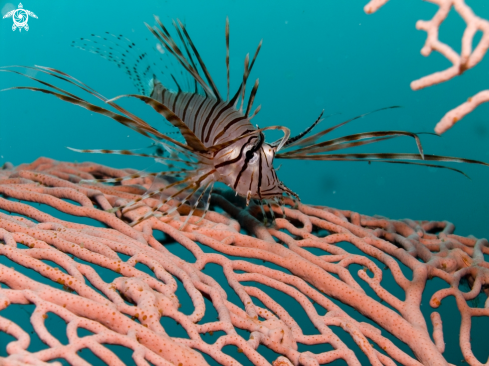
[0,157,487,366]
[364,0,489,134]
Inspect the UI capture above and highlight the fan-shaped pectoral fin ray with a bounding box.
[67,147,199,167]
[4,65,198,156]
[129,169,216,226]
[271,197,286,217]
[265,200,276,225]
[33,65,106,98]
[3,85,194,153]
[276,152,489,178]
[2,85,150,138]
[0,68,83,101]
[284,136,395,154]
[281,130,427,159]
[107,94,209,152]
[257,200,268,227]
[179,180,213,230]
[111,174,196,214]
[32,65,170,136]
[79,169,194,185]
[277,152,489,166]
[373,160,472,179]
[195,181,214,224]
[288,106,401,149]
[81,172,160,185]
[130,180,201,227]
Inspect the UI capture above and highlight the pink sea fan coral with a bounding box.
[0,158,486,366]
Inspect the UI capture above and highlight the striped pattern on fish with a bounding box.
[150,82,255,147]
[4,16,489,228]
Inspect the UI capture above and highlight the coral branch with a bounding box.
[0,158,487,366]
[364,0,489,134]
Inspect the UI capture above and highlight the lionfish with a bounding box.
[3,17,488,228]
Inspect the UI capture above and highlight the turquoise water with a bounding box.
[0,1,488,365]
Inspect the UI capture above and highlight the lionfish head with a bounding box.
[214,131,298,204]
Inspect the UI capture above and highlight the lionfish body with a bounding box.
[149,77,290,202]
[3,17,488,227]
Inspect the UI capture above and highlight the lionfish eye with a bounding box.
[245,149,255,160]
[250,152,259,164]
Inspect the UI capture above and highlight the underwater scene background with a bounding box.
[0,0,488,365]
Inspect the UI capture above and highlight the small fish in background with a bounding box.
[2,17,488,228]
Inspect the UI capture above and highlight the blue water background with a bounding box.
[0,1,488,365]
